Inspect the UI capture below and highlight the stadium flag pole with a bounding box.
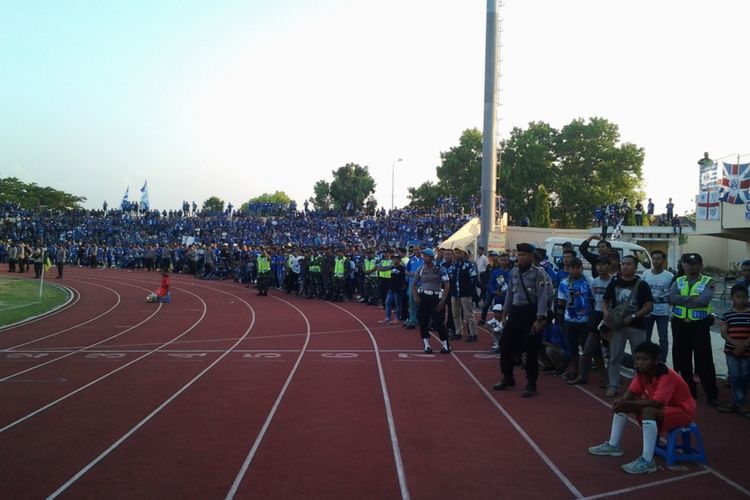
[38,248,46,301]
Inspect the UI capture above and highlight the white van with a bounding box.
[542,237,652,276]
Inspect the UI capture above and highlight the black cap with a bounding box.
[681,253,703,264]
[516,243,535,254]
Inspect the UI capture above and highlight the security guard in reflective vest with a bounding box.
[362,249,379,305]
[378,249,394,307]
[332,248,347,302]
[256,249,271,296]
[669,253,719,405]
[308,252,322,299]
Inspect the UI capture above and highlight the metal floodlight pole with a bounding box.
[480,0,499,250]
[391,158,403,211]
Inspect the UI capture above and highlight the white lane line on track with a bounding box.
[0,283,160,381]
[45,286,256,500]
[0,283,79,332]
[225,295,312,500]
[328,303,410,500]
[0,281,120,350]
[580,470,710,499]
[0,287,204,433]
[435,333,583,499]
[574,384,750,497]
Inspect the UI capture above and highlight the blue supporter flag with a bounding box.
[140,180,149,210]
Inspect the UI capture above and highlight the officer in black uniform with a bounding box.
[493,243,551,397]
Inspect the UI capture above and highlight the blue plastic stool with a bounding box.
[654,422,707,466]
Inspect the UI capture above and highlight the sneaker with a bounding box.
[621,456,657,474]
[378,319,390,324]
[605,388,619,397]
[587,442,624,457]
[424,346,433,354]
[389,319,400,325]
[492,379,516,391]
[521,384,537,398]
[405,324,416,330]
[449,334,462,341]
[440,346,452,354]
[562,372,576,381]
[466,335,478,343]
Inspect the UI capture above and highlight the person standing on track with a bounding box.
[411,248,451,354]
[588,341,695,474]
[493,243,552,398]
[256,248,271,296]
[55,243,67,279]
[669,253,719,407]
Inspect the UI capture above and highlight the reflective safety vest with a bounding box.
[378,259,392,279]
[364,258,377,276]
[309,258,321,273]
[671,275,713,320]
[334,257,346,278]
[257,255,270,274]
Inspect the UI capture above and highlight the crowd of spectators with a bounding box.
[0,202,471,276]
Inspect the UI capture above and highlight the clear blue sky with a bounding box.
[2,0,748,216]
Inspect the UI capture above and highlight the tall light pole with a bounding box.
[391,157,403,211]
[480,0,499,250]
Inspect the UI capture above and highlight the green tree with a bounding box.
[553,117,644,227]
[434,128,483,207]
[0,177,86,210]
[530,185,552,227]
[328,163,376,211]
[202,196,225,213]
[498,122,557,222]
[311,180,332,211]
[407,181,445,208]
[240,191,291,211]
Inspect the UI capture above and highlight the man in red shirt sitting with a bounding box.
[588,341,696,474]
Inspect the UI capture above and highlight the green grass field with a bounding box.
[0,276,71,328]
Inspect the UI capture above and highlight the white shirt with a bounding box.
[643,269,674,316]
[476,254,488,275]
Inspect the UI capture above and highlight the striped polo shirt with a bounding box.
[721,309,750,357]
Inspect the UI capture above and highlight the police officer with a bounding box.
[332,248,347,302]
[669,253,719,406]
[411,248,451,354]
[361,249,379,305]
[307,250,322,298]
[493,243,551,397]
[378,248,394,307]
[255,248,271,296]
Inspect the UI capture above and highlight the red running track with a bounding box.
[0,267,748,499]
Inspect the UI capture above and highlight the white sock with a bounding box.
[441,340,448,349]
[423,338,430,348]
[608,412,627,447]
[642,419,658,461]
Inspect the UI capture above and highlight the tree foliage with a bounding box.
[201,196,225,213]
[408,119,645,228]
[242,191,291,211]
[314,163,377,211]
[407,181,446,208]
[530,185,551,228]
[311,180,332,211]
[0,177,85,210]
[434,128,483,206]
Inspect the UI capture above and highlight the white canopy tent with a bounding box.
[439,217,480,255]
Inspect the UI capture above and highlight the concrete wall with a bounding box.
[684,236,750,271]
